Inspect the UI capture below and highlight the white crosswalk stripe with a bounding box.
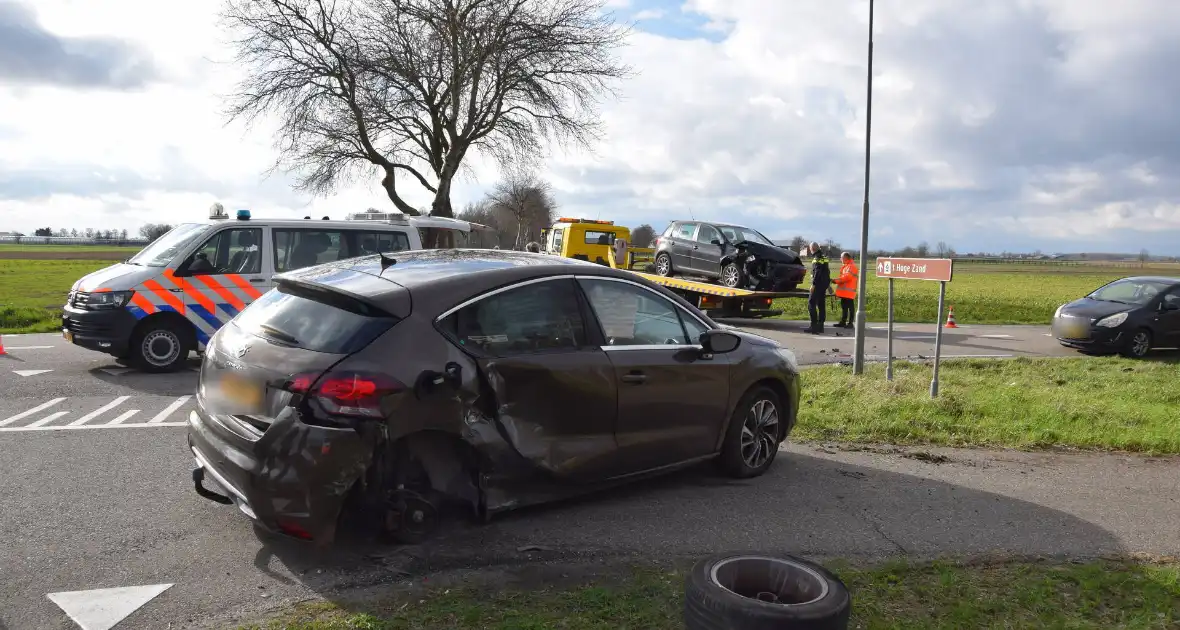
[0,396,194,432]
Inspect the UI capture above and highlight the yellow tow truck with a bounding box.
[541,217,807,318]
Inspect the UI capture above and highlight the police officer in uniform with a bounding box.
[806,241,832,334]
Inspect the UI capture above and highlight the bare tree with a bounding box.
[630,224,654,248]
[1139,248,1150,262]
[487,170,556,249]
[935,241,955,257]
[916,241,930,257]
[788,235,807,253]
[139,223,174,243]
[223,0,630,217]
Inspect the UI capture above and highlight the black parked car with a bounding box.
[1052,276,1180,357]
[189,249,801,544]
[652,220,807,291]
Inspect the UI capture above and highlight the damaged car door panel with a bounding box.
[187,250,800,546]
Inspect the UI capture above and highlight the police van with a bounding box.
[62,205,433,372]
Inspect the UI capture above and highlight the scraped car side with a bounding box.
[188,250,800,544]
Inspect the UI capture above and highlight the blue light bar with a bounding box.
[236,209,251,220]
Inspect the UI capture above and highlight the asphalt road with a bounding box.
[2,330,1177,629]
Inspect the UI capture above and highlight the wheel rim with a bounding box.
[1131,332,1150,356]
[722,265,739,287]
[740,398,779,468]
[141,330,180,367]
[656,256,670,275]
[710,556,829,606]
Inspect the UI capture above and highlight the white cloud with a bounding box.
[2,0,1179,255]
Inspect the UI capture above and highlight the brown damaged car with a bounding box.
[188,249,801,544]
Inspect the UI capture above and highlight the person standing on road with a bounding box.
[834,251,859,328]
[806,242,832,334]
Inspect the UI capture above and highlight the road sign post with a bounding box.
[874,257,955,397]
[886,277,894,380]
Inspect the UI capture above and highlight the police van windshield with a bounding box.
[127,223,212,267]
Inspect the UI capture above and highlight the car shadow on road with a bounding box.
[87,358,201,395]
[244,449,1125,619]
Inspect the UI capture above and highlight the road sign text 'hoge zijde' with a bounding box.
[875,257,953,282]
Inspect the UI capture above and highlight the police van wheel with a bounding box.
[130,321,193,373]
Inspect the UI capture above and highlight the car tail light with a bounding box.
[283,370,405,419]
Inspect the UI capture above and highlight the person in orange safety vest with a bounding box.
[834,252,859,328]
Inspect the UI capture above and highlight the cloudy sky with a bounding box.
[1,0,1178,254]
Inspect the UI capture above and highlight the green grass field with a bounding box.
[0,259,113,333]
[773,262,1180,325]
[241,558,1180,629]
[1,252,1177,334]
[800,357,1180,453]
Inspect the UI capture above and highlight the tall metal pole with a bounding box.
[930,281,946,398]
[852,0,875,375]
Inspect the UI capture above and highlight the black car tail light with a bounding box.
[283,370,405,419]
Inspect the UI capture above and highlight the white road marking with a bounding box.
[27,411,69,428]
[98,367,136,377]
[149,395,191,424]
[13,369,54,377]
[0,422,186,433]
[0,398,67,427]
[47,583,173,630]
[4,345,55,350]
[106,409,139,425]
[979,334,1014,339]
[68,396,131,427]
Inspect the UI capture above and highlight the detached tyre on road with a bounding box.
[684,553,851,630]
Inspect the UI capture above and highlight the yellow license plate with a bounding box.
[63,330,74,343]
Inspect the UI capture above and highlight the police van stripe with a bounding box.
[195,275,246,312]
[189,303,224,331]
[217,302,240,319]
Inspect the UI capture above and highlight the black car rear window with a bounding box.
[233,285,398,354]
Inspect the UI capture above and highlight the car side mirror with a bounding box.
[699,329,740,354]
[710,239,722,246]
[1163,301,1180,312]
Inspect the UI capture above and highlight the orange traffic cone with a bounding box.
[944,305,959,328]
[0,334,6,356]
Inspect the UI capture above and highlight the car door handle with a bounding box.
[692,245,699,250]
[620,372,647,384]
[249,278,265,283]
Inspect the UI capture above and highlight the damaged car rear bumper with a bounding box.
[186,406,376,543]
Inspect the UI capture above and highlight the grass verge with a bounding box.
[240,557,1180,629]
[0,259,113,333]
[798,357,1180,453]
[771,264,1171,325]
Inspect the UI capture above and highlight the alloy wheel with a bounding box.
[1131,331,1151,357]
[655,255,671,275]
[740,398,779,469]
[722,264,740,287]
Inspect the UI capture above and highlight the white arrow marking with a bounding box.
[47,583,173,630]
[5,345,55,350]
[978,334,1014,339]
[13,369,54,377]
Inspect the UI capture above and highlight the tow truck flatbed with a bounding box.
[607,248,808,318]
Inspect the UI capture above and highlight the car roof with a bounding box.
[202,218,415,230]
[280,249,693,318]
[673,219,754,230]
[1119,275,1180,284]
